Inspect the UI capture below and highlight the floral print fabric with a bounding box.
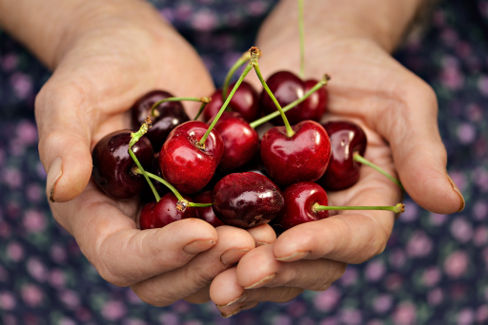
[1,0,487,324]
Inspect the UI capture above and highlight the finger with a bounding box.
[184,285,210,304]
[51,183,218,286]
[327,62,464,214]
[210,268,302,318]
[35,79,95,202]
[235,245,346,291]
[131,226,255,306]
[247,223,277,246]
[272,148,399,264]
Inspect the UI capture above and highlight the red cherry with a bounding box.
[139,193,195,230]
[92,130,153,199]
[214,112,259,171]
[260,120,331,186]
[275,182,329,229]
[212,172,284,228]
[320,120,367,190]
[203,81,259,122]
[193,191,224,227]
[130,90,189,151]
[259,71,327,124]
[159,121,224,194]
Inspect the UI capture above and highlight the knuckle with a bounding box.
[131,285,174,307]
[95,259,132,287]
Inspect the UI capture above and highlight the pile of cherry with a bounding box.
[92,48,404,232]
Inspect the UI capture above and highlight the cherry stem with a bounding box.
[222,51,252,102]
[312,202,405,214]
[298,0,305,78]
[140,170,212,208]
[249,75,330,129]
[129,121,160,202]
[150,97,209,118]
[251,53,295,137]
[193,97,211,120]
[199,52,255,147]
[353,152,404,190]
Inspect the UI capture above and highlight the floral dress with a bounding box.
[0,0,487,324]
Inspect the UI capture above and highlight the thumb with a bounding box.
[372,77,465,214]
[35,79,93,202]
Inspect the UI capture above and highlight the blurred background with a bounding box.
[1,0,487,323]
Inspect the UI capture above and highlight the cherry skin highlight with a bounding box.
[130,90,189,151]
[139,193,195,230]
[204,81,259,122]
[320,120,367,190]
[159,121,224,194]
[92,129,153,199]
[275,182,329,229]
[212,172,284,228]
[260,120,331,186]
[214,112,259,171]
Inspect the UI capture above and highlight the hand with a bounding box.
[33,0,276,306]
[210,0,465,315]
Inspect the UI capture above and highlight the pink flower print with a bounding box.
[272,315,292,325]
[314,286,340,311]
[50,244,67,263]
[373,294,393,313]
[456,123,476,144]
[340,309,362,324]
[473,201,488,220]
[10,72,33,99]
[23,210,47,233]
[428,288,444,305]
[1,53,18,71]
[0,291,16,310]
[21,284,44,307]
[398,201,418,222]
[101,300,127,321]
[474,227,488,246]
[477,305,488,324]
[392,302,417,325]
[457,308,474,325]
[478,76,488,96]
[450,218,473,243]
[444,250,469,278]
[16,120,37,145]
[60,290,80,308]
[422,267,441,287]
[3,168,22,188]
[192,9,217,31]
[159,313,179,325]
[48,269,66,288]
[407,231,433,257]
[27,258,47,282]
[365,260,385,282]
[6,242,24,262]
[340,266,358,286]
[429,212,447,226]
[440,57,464,90]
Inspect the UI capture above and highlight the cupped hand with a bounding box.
[211,24,465,315]
[34,1,276,305]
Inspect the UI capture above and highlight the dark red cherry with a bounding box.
[214,112,259,171]
[193,191,224,227]
[320,120,367,190]
[259,71,327,124]
[130,90,189,151]
[203,81,259,122]
[212,172,284,228]
[139,193,195,229]
[260,120,331,186]
[274,182,329,229]
[159,121,224,194]
[92,130,153,199]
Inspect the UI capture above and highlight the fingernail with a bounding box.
[220,248,250,266]
[276,250,309,262]
[221,302,259,318]
[221,308,241,318]
[256,241,272,247]
[216,294,247,307]
[447,175,465,212]
[244,273,276,289]
[46,157,63,202]
[183,239,216,254]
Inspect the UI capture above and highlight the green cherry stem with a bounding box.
[222,51,252,101]
[298,0,305,78]
[129,121,160,202]
[150,97,209,118]
[141,170,212,208]
[249,74,330,129]
[251,53,295,137]
[312,202,405,214]
[193,97,211,120]
[353,152,404,190]
[199,57,255,147]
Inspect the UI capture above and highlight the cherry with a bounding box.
[193,191,224,227]
[275,181,405,230]
[130,90,189,150]
[259,71,327,124]
[275,182,329,229]
[92,129,153,199]
[260,120,331,186]
[214,112,259,171]
[320,120,367,190]
[203,81,259,122]
[159,121,224,194]
[139,193,195,230]
[212,172,284,228]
